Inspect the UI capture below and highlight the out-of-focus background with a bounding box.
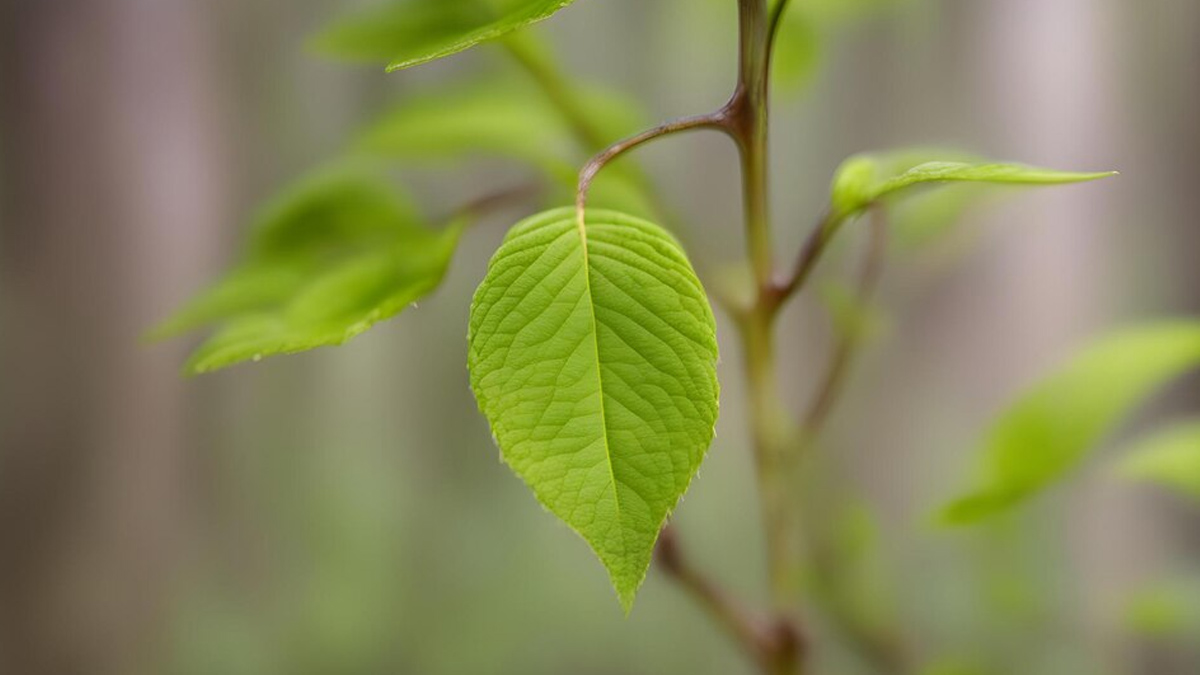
[1,0,1198,674]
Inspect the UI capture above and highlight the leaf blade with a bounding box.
[940,321,1200,525]
[830,150,1115,219]
[1115,420,1200,501]
[467,208,719,610]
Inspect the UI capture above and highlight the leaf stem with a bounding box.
[655,527,802,673]
[575,111,732,219]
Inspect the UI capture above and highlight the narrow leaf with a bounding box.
[314,0,582,72]
[940,321,1200,525]
[1115,420,1200,501]
[830,150,1115,220]
[468,208,719,610]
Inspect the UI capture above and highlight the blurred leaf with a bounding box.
[154,167,466,374]
[356,78,643,170]
[1124,575,1200,639]
[940,321,1200,525]
[772,0,903,93]
[1114,419,1200,501]
[152,167,423,339]
[357,80,578,168]
[830,150,1115,220]
[187,221,463,374]
[314,0,583,72]
[468,208,719,611]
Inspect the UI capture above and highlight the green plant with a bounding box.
[156,1,1200,673]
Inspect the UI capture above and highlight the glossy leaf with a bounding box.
[1115,420,1200,501]
[940,321,1200,525]
[830,150,1115,220]
[315,0,582,72]
[153,168,465,374]
[468,208,719,610]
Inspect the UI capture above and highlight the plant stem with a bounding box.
[733,0,775,290]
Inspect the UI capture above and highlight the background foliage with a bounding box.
[0,0,1198,674]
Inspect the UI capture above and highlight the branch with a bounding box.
[575,111,732,220]
[655,526,803,674]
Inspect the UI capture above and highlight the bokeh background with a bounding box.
[1,0,1198,674]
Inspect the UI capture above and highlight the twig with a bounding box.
[575,111,732,221]
[773,210,845,307]
[655,526,803,675]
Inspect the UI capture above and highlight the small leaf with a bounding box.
[940,321,1200,525]
[314,0,583,72]
[1124,575,1200,639]
[468,208,719,610]
[830,150,1115,220]
[153,167,465,374]
[1115,420,1200,501]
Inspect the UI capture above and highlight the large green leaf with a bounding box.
[315,0,582,72]
[468,208,719,610]
[830,150,1115,220]
[1115,420,1200,501]
[153,167,465,374]
[940,321,1200,525]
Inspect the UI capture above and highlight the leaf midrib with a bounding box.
[577,216,627,559]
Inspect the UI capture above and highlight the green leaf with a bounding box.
[1124,575,1200,639]
[467,208,719,610]
[314,0,582,72]
[1115,420,1200,501]
[186,225,462,374]
[356,80,579,169]
[940,321,1200,525]
[153,167,465,374]
[355,78,643,170]
[830,150,1116,220]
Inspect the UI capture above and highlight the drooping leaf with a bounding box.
[152,167,466,374]
[829,150,1115,220]
[467,208,719,610]
[186,224,463,374]
[152,167,423,339]
[940,321,1200,525]
[314,0,583,72]
[1115,420,1200,501]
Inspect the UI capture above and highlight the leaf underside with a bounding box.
[940,321,1200,525]
[468,208,719,610]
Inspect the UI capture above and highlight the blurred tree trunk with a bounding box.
[0,0,227,673]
